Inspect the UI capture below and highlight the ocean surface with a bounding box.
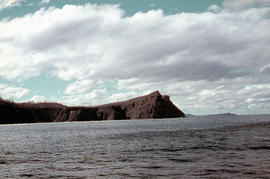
[1,114,270,178]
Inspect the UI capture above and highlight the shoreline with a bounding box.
[0,91,185,124]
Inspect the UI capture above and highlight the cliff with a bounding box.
[0,91,185,124]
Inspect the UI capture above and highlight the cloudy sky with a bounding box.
[0,0,270,115]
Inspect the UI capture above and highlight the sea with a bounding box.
[1,114,270,178]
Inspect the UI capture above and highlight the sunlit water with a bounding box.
[1,114,270,178]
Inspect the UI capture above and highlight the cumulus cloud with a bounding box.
[41,0,50,5]
[30,95,47,102]
[116,78,253,114]
[64,80,95,95]
[207,5,222,13]
[0,0,24,11]
[239,84,270,110]
[108,91,138,103]
[0,4,269,82]
[223,0,270,9]
[62,88,107,106]
[261,64,270,74]
[0,3,270,114]
[0,83,29,99]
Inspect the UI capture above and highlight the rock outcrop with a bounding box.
[0,91,185,124]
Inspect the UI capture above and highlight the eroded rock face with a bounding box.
[66,108,99,122]
[123,91,185,119]
[0,91,185,124]
[64,91,185,121]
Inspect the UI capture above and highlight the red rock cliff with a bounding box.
[0,91,185,124]
[67,91,185,121]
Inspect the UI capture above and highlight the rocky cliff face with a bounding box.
[112,91,184,119]
[0,91,185,124]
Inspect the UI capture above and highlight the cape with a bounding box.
[0,91,185,124]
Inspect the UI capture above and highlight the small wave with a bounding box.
[19,174,34,177]
[0,160,8,164]
[160,148,183,152]
[4,151,14,155]
[249,146,270,150]
[117,157,134,163]
[200,168,239,176]
[141,165,163,169]
[243,171,257,175]
[130,145,245,154]
[47,175,86,179]
[168,158,195,163]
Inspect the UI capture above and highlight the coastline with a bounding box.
[0,91,185,124]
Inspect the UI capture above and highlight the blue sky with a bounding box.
[0,0,223,18]
[0,0,270,115]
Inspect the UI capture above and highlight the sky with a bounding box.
[0,0,270,115]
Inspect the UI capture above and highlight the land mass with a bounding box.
[0,91,185,124]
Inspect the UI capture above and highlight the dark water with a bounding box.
[1,114,270,178]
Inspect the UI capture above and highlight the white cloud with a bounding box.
[261,64,270,74]
[238,84,270,99]
[0,83,29,99]
[208,5,222,13]
[62,88,107,106]
[108,91,138,103]
[41,0,50,5]
[30,95,47,102]
[64,79,95,95]
[114,77,270,115]
[1,4,269,82]
[223,0,270,9]
[0,3,270,114]
[0,0,24,11]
